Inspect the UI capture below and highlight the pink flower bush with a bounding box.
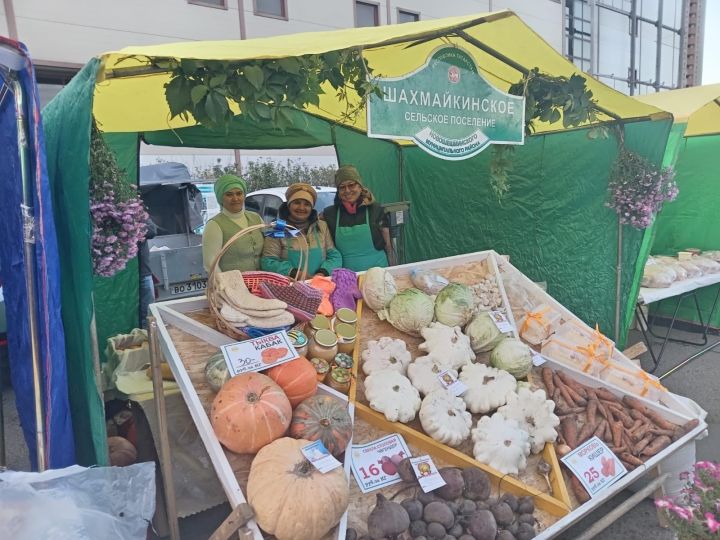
[89,121,148,277]
[607,149,678,229]
[655,461,720,539]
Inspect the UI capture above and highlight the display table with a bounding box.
[635,273,720,378]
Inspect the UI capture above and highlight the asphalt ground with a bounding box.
[1,326,717,539]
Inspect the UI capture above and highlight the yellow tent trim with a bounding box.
[635,84,720,137]
[92,10,669,135]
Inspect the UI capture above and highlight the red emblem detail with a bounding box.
[448,66,460,84]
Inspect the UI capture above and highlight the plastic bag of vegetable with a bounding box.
[410,268,449,295]
[378,288,435,336]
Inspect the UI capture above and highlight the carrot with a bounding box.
[631,424,652,442]
[552,388,565,407]
[649,428,675,438]
[560,417,579,449]
[570,476,590,504]
[594,399,611,421]
[558,384,578,408]
[564,385,588,407]
[604,421,614,442]
[577,422,597,444]
[628,419,643,432]
[593,419,609,442]
[594,387,621,402]
[641,435,672,457]
[672,419,700,442]
[608,407,635,429]
[620,452,645,468]
[557,406,586,416]
[634,434,654,455]
[542,367,555,395]
[586,399,599,426]
[629,409,650,423]
[557,371,589,399]
[611,420,623,448]
[622,396,677,431]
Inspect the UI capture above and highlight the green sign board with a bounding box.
[367,46,525,160]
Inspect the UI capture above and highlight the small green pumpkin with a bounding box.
[290,395,353,456]
[205,352,230,392]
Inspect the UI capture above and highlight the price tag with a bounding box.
[532,352,547,366]
[221,330,298,377]
[410,455,446,493]
[350,434,411,494]
[489,310,514,333]
[301,440,342,474]
[561,436,627,497]
[437,370,467,396]
[395,210,404,225]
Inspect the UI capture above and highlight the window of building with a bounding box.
[188,0,227,8]
[565,0,592,73]
[254,0,287,19]
[355,1,379,27]
[397,9,419,24]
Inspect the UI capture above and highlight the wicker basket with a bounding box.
[206,222,310,341]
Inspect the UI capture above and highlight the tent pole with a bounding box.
[615,217,623,344]
[11,72,47,471]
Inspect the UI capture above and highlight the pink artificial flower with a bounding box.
[705,513,720,534]
[655,498,673,510]
[670,506,694,521]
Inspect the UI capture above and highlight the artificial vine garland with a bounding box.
[489,69,604,200]
[89,120,148,277]
[149,49,381,130]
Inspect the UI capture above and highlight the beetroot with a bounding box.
[434,467,465,500]
[463,509,497,540]
[461,468,491,501]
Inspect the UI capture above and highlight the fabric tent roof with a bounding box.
[93,10,668,135]
[635,84,720,137]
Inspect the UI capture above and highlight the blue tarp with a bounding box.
[0,38,75,468]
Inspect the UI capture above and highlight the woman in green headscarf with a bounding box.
[202,174,264,272]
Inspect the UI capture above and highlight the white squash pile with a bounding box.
[214,270,294,329]
[360,267,561,476]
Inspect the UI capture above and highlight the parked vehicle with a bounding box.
[139,162,210,300]
[245,186,337,222]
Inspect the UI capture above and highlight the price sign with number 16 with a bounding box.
[350,434,411,494]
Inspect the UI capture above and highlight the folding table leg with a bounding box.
[635,305,660,373]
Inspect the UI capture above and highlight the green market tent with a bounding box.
[631,84,720,328]
[42,10,670,465]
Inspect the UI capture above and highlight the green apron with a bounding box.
[213,212,263,272]
[287,228,324,277]
[335,208,388,272]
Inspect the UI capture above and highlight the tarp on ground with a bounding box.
[632,85,720,328]
[44,10,671,462]
[0,37,75,468]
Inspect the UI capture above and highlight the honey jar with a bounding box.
[333,353,353,370]
[309,357,330,382]
[307,329,338,363]
[327,366,351,393]
[334,307,357,328]
[287,329,308,357]
[307,315,331,339]
[335,322,356,355]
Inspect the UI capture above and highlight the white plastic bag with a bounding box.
[641,265,676,288]
[104,329,150,390]
[410,268,449,296]
[0,463,155,540]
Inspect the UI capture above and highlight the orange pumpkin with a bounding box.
[266,357,318,407]
[211,372,292,454]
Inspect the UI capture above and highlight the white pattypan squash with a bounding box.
[471,413,531,475]
[418,322,475,370]
[407,355,456,396]
[364,369,421,423]
[498,387,560,454]
[419,389,472,447]
[361,337,412,376]
[459,363,517,414]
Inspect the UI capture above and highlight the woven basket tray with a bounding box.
[206,222,310,341]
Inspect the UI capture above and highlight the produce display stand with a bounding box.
[351,250,706,538]
[634,275,720,378]
[147,299,354,540]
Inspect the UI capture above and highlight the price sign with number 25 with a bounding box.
[561,436,627,497]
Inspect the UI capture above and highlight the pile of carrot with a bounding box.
[540,367,699,504]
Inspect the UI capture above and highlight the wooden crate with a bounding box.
[349,251,573,517]
[150,299,353,540]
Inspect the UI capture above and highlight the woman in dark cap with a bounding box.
[321,165,393,271]
[261,183,341,278]
[202,174,264,272]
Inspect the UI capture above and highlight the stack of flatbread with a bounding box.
[213,270,295,329]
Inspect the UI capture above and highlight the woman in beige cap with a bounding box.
[261,183,342,278]
[321,165,393,271]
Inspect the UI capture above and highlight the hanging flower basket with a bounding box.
[607,149,678,229]
[89,120,148,277]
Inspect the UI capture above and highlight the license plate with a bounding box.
[169,279,207,296]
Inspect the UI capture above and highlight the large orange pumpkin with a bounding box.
[266,357,318,407]
[290,395,353,455]
[211,372,291,454]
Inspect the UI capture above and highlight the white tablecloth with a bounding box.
[638,273,720,305]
